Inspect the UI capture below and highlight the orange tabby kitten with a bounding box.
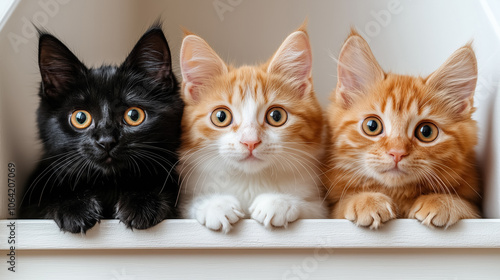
[178,26,326,233]
[324,30,481,229]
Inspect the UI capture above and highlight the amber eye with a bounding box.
[362,116,383,136]
[71,110,92,129]
[124,107,145,126]
[415,122,439,142]
[211,108,232,127]
[266,107,288,127]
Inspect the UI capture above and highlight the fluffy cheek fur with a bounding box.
[336,117,473,188]
[326,80,480,228]
[217,128,283,173]
[178,28,327,233]
[177,72,326,232]
[325,31,480,228]
[181,74,324,175]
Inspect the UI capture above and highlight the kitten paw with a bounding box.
[409,194,479,228]
[249,193,300,228]
[194,195,244,234]
[343,192,396,229]
[46,197,103,234]
[115,193,174,230]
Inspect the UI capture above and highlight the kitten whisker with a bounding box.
[279,153,301,187]
[337,168,365,204]
[178,149,218,201]
[130,143,179,157]
[135,150,183,195]
[428,161,481,198]
[190,152,221,199]
[195,156,220,200]
[36,150,75,162]
[22,152,80,206]
[135,150,176,190]
[280,146,326,167]
[286,154,324,201]
[271,155,287,177]
[39,156,84,206]
[72,159,89,190]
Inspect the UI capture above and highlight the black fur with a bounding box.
[20,25,183,233]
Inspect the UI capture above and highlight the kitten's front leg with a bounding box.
[333,192,396,229]
[249,193,305,228]
[190,194,245,233]
[408,194,479,228]
[115,191,176,230]
[44,194,103,234]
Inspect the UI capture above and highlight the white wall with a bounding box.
[0,0,499,218]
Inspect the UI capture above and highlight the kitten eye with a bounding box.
[415,122,439,142]
[362,116,383,136]
[71,110,92,129]
[211,108,232,127]
[266,107,288,127]
[124,107,145,126]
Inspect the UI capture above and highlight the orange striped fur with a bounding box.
[178,25,327,233]
[180,65,323,151]
[324,30,481,229]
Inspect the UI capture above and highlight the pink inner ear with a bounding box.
[180,35,228,102]
[297,82,308,96]
[425,46,477,115]
[295,50,312,81]
[267,31,312,89]
[185,83,198,101]
[457,101,469,114]
[339,67,361,93]
[339,91,353,108]
[182,64,213,102]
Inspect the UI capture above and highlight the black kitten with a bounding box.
[20,25,184,233]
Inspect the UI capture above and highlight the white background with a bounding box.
[1,0,499,217]
[0,1,499,279]
[0,0,499,218]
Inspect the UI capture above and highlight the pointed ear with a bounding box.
[267,30,312,95]
[38,34,86,99]
[425,45,477,115]
[123,26,174,85]
[180,34,227,102]
[335,31,384,108]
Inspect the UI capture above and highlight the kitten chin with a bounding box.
[370,168,415,188]
[178,25,327,233]
[20,25,184,233]
[324,29,481,229]
[231,157,268,174]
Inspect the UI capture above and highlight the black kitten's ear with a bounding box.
[123,26,173,84]
[38,34,86,99]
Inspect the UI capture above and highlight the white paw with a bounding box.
[249,194,300,228]
[193,195,244,234]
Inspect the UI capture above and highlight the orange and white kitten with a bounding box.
[178,27,327,233]
[324,30,481,229]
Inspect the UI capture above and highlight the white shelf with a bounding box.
[1,219,499,250]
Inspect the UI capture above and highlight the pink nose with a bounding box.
[388,149,408,164]
[241,140,261,152]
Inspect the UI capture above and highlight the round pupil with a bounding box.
[420,125,432,138]
[270,110,282,122]
[128,109,139,122]
[75,112,87,124]
[367,120,378,132]
[216,111,227,123]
